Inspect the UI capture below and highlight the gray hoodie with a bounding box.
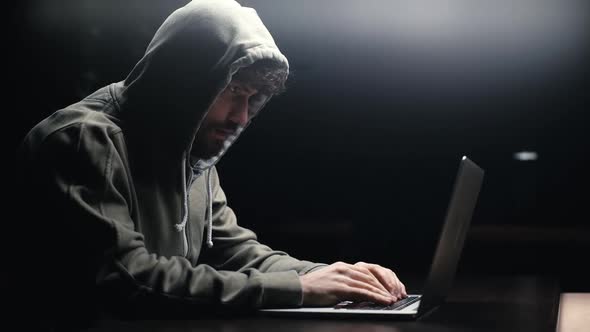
[16,0,325,321]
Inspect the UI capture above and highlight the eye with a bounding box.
[228,84,241,94]
[247,94,264,116]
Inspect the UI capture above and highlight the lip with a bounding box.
[214,129,234,139]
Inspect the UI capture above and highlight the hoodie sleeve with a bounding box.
[21,122,312,312]
[199,167,328,277]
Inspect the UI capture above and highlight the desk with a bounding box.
[557,293,590,332]
[87,275,561,332]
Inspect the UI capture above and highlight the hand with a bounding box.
[299,261,407,306]
[353,262,407,300]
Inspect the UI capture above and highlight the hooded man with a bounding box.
[13,0,406,328]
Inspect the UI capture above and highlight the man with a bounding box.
[13,0,406,327]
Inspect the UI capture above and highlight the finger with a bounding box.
[388,271,405,298]
[354,263,395,294]
[400,281,407,297]
[389,271,407,298]
[346,266,393,299]
[353,263,407,299]
[357,264,393,294]
[385,270,403,298]
[338,272,395,302]
[342,263,390,295]
[364,264,405,298]
[347,271,394,300]
[340,279,395,305]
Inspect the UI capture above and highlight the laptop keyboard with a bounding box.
[333,295,421,311]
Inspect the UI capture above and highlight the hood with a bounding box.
[112,0,289,168]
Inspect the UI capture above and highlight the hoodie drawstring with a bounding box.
[174,169,191,233]
[205,170,214,248]
[174,167,214,249]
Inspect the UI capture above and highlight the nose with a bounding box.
[228,98,250,126]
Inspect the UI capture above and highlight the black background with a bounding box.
[10,0,589,291]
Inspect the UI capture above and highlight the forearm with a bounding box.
[99,232,304,310]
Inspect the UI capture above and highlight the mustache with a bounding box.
[214,122,241,134]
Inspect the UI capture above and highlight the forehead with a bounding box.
[229,78,258,94]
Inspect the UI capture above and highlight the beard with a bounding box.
[192,122,239,160]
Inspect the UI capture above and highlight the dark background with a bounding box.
[10,0,589,291]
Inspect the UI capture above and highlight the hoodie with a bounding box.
[14,0,325,323]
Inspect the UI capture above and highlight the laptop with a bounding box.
[260,156,484,319]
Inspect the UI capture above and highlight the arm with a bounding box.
[19,123,307,316]
[198,167,327,276]
[198,169,406,307]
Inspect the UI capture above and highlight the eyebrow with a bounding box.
[231,81,258,95]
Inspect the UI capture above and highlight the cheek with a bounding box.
[205,100,231,123]
[196,111,217,135]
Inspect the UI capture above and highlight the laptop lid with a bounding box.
[416,156,484,316]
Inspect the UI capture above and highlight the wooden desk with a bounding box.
[86,275,561,332]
